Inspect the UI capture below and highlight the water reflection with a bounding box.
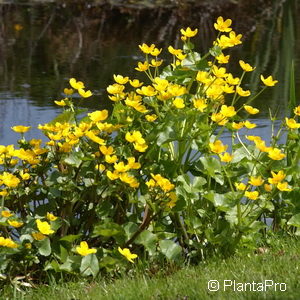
[0,0,298,145]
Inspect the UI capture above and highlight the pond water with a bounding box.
[0,0,299,146]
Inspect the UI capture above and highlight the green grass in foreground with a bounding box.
[4,235,300,300]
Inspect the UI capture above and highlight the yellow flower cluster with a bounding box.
[106,155,140,189]
[146,173,175,193]
[0,236,18,248]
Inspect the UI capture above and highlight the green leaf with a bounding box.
[64,153,83,168]
[205,191,240,212]
[287,213,300,227]
[80,254,99,277]
[135,230,157,255]
[60,234,81,243]
[159,240,182,261]
[199,156,221,176]
[156,126,177,146]
[209,45,222,57]
[60,256,81,273]
[49,110,75,125]
[92,223,125,238]
[38,237,51,256]
[192,176,207,191]
[124,222,139,241]
[99,256,118,269]
[181,52,201,70]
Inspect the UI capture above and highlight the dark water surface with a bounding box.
[0,0,299,145]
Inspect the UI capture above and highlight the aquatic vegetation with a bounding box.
[0,16,300,287]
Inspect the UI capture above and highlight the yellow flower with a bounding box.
[14,24,23,31]
[235,182,248,191]
[166,192,177,208]
[254,140,271,152]
[134,142,148,152]
[0,172,20,188]
[150,59,163,67]
[214,16,232,32]
[76,241,97,256]
[125,131,145,144]
[196,71,210,83]
[146,178,156,188]
[135,61,149,72]
[136,85,157,97]
[20,170,30,180]
[245,191,259,200]
[88,110,109,122]
[25,243,32,249]
[285,118,300,129]
[268,148,285,161]
[260,75,278,87]
[46,212,58,221]
[249,176,264,186]
[168,84,186,97]
[209,140,227,154]
[78,88,92,98]
[54,99,67,106]
[105,155,118,164]
[107,83,125,94]
[193,98,207,112]
[246,135,261,142]
[219,152,233,162]
[36,219,54,235]
[151,174,174,192]
[114,161,130,173]
[173,97,185,109]
[150,48,162,56]
[236,86,251,97]
[145,114,157,122]
[244,105,259,115]
[0,237,18,248]
[85,131,106,145]
[211,113,228,126]
[212,65,227,78]
[293,106,300,116]
[8,220,23,228]
[118,247,138,263]
[138,43,155,54]
[129,79,143,88]
[95,164,106,172]
[180,27,198,38]
[168,45,182,56]
[264,184,272,192]
[277,182,292,192]
[232,121,244,130]
[106,170,119,180]
[100,145,114,155]
[228,31,242,46]
[239,60,255,72]
[268,171,286,184]
[69,78,85,90]
[0,190,8,197]
[222,84,235,94]
[220,105,236,117]
[244,120,257,129]
[64,88,74,95]
[216,53,230,64]
[113,74,129,84]
[1,210,13,218]
[127,157,141,169]
[11,125,31,133]
[226,73,240,85]
[119,173,139,188]
[32,232,46,241]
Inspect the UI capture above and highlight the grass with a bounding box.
[3,235,300,300]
